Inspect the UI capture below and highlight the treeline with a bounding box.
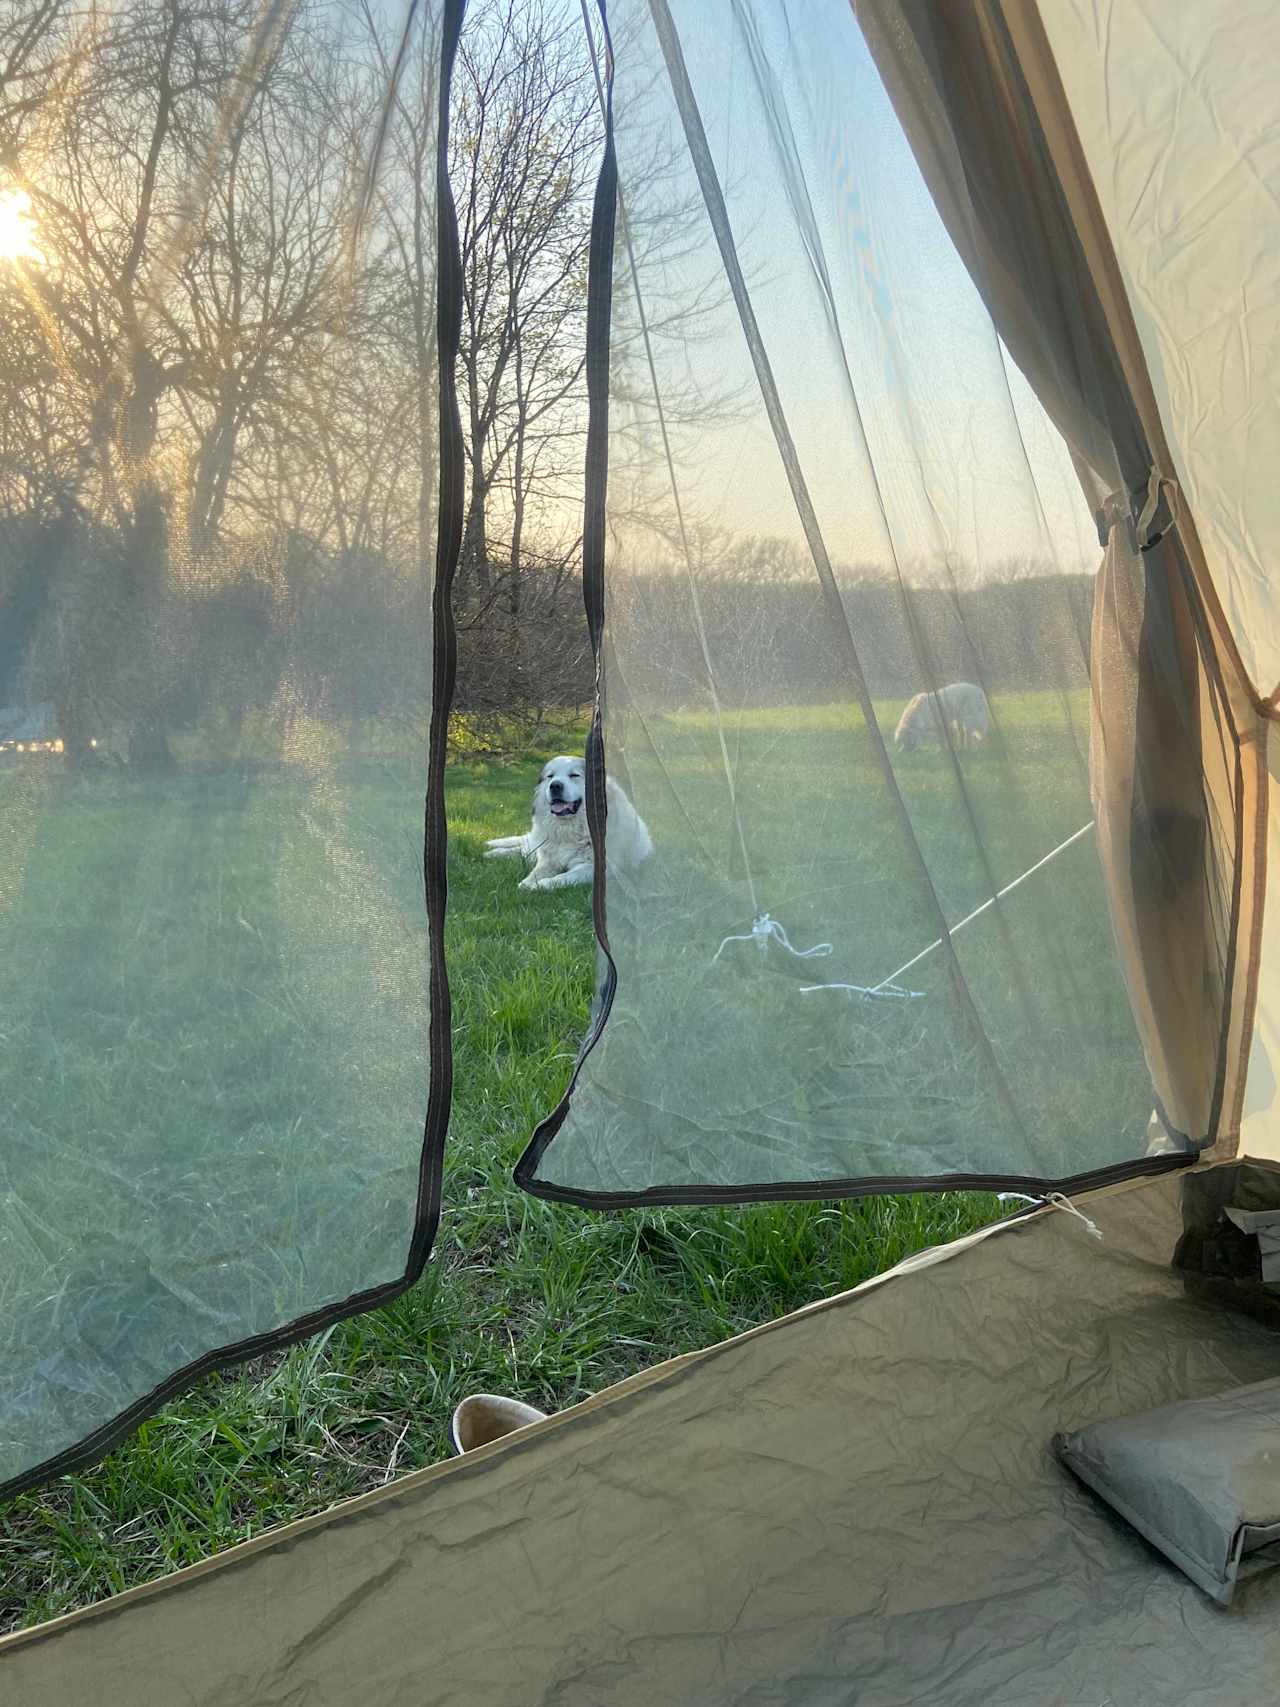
[0,501,1092,749]
[608,568,1093,708]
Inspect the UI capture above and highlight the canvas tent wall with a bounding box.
[4,0,1280,1695]
[1028,0,1280,1165]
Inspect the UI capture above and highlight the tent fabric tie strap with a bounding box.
[1045,1191,1105,1241]
[1136,467,1179,553]
[1094,468,1179,553]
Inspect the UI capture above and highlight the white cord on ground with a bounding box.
[713,915,923,1000]
[713,913,833,962]
[791,822,1094,1003]
[797,979,924,1000]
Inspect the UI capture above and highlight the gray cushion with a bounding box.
[1055,1376,1280,1604]
[1225,1208,1280,1282]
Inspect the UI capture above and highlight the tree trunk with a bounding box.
[123,479,175,770]
[190,392,241,555]
[509,414,526,710]
[58,698,105,771]
[128,712,175,770]
[417,391,436,576]
[462,460,489,588]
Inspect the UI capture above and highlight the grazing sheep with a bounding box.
[893,682,990,753]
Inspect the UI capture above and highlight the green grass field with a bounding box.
[534,693,1148,1194]
[0,695,1144,1630]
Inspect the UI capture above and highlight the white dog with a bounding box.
[894,681,990,753]
[485,755,653,891]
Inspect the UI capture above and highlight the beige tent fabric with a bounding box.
[1088,526,1219,1140]
[1011,0,1277,1161]
[1032,0,1280,704]
[850,0,1138,493]
[5,1166,1280,1704]
[1242,720,1280,1158]
[1002,0,1270,1153]
[853,0,1264,1149]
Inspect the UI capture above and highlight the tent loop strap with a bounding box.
[1093,468,1179,554]
[1136,466,1179,553]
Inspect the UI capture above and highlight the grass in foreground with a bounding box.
[1,721,1030,1629]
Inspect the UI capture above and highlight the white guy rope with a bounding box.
[866,820,1095,995]
[797,977,925,1000]
[998,1191,1103,1241]
[793,819,1094,1002]
[1044,1191,1104,1240]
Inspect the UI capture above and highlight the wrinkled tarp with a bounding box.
[4,1164,1280,1705]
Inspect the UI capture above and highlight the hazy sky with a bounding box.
[608,0,1099,580]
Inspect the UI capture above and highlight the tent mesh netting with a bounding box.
[0,0,461,1495]
[0,0,1265,1504]
[519,0,1259,1205]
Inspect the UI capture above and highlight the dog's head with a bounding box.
[894,696,923,753]
[538,755,585,819]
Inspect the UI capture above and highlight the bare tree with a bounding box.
[452,0,599,587]
[361,0,441,577]
[0,0,409,760]
[0,0,737,762]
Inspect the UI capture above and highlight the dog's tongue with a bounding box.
[550,801,576,817]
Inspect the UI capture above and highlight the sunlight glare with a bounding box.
[0,189,45,266]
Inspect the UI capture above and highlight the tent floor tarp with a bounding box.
[5,1164,1280,1704]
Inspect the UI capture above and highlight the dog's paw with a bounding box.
[517,873,540,891]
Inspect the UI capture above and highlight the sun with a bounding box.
[0,189,45,266]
